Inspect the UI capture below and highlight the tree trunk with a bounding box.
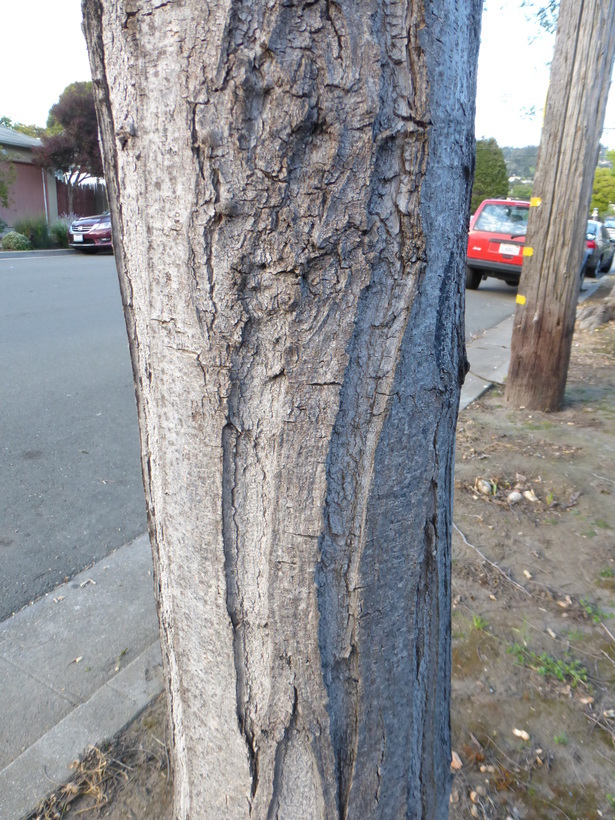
[505,0,615,412]
[82,0,480,816]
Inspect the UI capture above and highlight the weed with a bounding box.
[580,598,613,623]
[14,215,50,249]
[508,642,589,688]
[595,519,610,530]
[554,732,568,745]
[599,568,615,579]
[472,614,489,631]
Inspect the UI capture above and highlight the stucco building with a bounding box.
[0,125,59,229]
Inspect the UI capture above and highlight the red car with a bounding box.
[466,199,529,289]
[69,211,113,252]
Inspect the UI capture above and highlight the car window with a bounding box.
[605,219,615,228]
[474,204,529,234]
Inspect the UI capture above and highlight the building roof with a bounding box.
[0,124,41,149]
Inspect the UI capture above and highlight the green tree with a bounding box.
[471,138,509,212]
[0,116,46,139]
[510,181,534,200]
[590,150,615,217]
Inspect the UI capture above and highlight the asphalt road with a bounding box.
[0,253,520,622]
[0,253,146,621]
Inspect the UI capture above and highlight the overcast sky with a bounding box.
[1,0,614,149]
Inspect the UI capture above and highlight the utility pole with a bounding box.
[505,0,615,412]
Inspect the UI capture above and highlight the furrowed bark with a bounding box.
[82,0,480,816]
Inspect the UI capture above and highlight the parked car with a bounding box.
[604,217,615,244]
[69,212,113,252]
[585,220,614,276]
[465,199,529,289]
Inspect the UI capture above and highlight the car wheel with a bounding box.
[465,266,482,290]
[600,253,613,273]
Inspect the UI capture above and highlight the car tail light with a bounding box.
[587,240,596,249]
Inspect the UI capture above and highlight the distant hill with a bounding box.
[501,146,538,180]
[502,144,611,180]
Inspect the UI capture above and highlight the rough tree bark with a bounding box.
[505,0,615,412]
[82,0,480,816]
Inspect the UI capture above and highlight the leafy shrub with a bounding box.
[14,215,50,249]
[2,231,32,251]
[49,219,69,248]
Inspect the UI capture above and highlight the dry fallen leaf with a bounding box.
[603,709,615,719]
[523,489,539,503]
[547,628,557,640]
[450,750,463,770]
[513,728,530,741]
[523,569,532,579]
[69,656,83,665]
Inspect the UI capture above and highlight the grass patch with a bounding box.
[508,643,589,688]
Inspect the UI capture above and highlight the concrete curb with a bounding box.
[0,534,160,818]
[0,250,75,260]
[0,644,163,820]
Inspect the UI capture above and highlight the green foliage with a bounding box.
[553,732,568,745]
[1,231,32,251]
[0,115,46,138]
[471,138,509,213]
[14,215,50,249]
[501,145,538,179]
[580,598,613,623]
[49,219,69,248]
[599,568,614,579]
[591,152,615,218]
[472,614,489,631]
[521,0,559,33]
[508,642,589,688]
[510,182,533,200]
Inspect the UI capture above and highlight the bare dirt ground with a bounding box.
[31,285,615,819]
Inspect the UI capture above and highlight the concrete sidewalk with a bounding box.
[0,279,605,818]
[0,536,162,819]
